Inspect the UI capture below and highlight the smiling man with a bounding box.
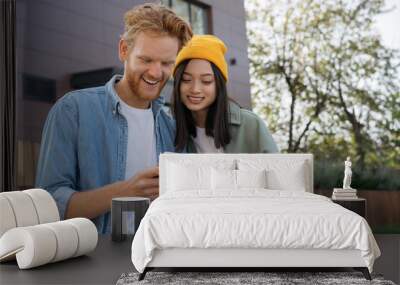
[35,4,192,234]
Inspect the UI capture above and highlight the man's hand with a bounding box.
[65,166,160,220]
[124,166,159,200]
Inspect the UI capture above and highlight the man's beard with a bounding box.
[125,69,167,102]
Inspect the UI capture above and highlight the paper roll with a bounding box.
[24,189,60,224]
[0,196,17,238]
[42,221,79,262]
[0,218,98,269]
[66,218,98,257]
[1,192,39,227]
[0,226,57,269]
[0,189,98,269]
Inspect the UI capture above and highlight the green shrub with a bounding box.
[314,160,400,191]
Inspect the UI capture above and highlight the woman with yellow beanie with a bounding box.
[172,35,278,153]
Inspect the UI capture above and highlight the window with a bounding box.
[161,0,210,34]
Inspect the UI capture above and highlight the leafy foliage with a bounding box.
[246,0,400,175]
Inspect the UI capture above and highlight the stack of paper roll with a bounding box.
[0,189,98,269]
[332,188,358,200]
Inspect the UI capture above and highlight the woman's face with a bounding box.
[179,59,217,113]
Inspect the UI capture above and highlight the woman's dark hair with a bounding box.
[172,60,231,151]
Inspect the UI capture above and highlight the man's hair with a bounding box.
[172,60,231,152]
[122,3,193,49]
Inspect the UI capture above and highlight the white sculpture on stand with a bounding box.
[332,156,358,199]
[342,156,353,189]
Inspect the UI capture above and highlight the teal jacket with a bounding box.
[187,101,279,153]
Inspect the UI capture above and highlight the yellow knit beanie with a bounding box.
[173,35,228,81]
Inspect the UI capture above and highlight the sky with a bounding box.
[374,0,400,49]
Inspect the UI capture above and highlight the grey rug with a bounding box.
[116,271,396,285]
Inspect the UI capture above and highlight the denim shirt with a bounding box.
[35,75,176,234]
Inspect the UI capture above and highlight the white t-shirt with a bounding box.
[119,99,157,180]
[192,127,224,153]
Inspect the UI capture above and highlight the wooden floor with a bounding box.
[373,234,400,284]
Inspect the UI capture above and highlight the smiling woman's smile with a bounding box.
[187,95,205,104]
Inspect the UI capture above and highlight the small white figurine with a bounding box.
[342,156,353,190]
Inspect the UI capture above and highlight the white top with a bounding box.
[192,127,224,153]
[119,99,157,180]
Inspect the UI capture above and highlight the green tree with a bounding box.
[246,0,400,169]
